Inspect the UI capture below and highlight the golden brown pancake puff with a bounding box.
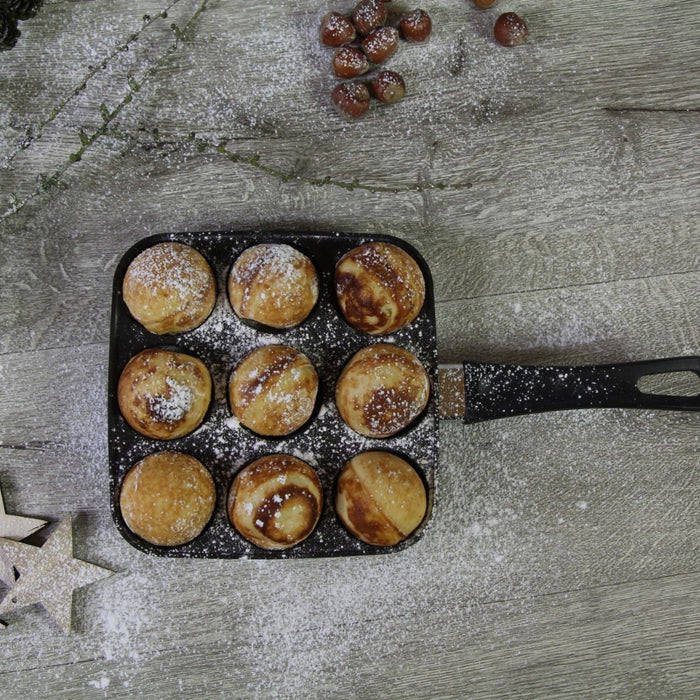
[229,345,319,437]
[118,348,212,440]
[335,241,425,335]
[335,451,427,546]
[228,454,323,550]
[119,451,216,547]
[122,242,216,334]
[228,244,319,329]
[335,343,430,438]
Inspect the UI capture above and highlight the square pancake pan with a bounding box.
[108,230,438,559]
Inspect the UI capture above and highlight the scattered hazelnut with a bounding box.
[333,46,371,78]
[399,9,432,43]
[319,12,356,47]
[322,1,437,115]
[473,0,497,8]
[371,71,406,103]
[494,12,528,47]
[352,0,388,36]
[331,81,371,119]
[361,26,399,64]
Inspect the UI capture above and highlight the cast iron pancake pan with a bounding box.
[109,231,438,559]
[109,231,700,559]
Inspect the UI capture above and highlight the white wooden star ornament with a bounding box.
[0,484,47,586]
[0,514,114,633]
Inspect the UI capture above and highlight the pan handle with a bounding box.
[462,356,700,424]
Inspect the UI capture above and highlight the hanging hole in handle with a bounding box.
[637,371,700,397]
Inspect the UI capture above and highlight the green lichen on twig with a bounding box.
[1,0,208,220]
[206,139,473,195]
[1,3,180,174]
[37,171,65,192]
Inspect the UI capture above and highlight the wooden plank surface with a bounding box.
[0,0,698,697]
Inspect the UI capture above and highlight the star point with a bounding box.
[0,484,47,586]
[0,514,114,633]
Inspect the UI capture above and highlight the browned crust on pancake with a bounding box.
[119,451,216,547]
[335,343,430,438]
[228,244,319,329]
[227,454,323,550]
[122,242,216,334]
[229,345,319,436]
[335,451,427,546]
[335,242,425,335]
[117,348,212,440]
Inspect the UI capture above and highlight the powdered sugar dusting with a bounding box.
[146,376,194,423]
[230,244,319,326]
[125,243,212,307]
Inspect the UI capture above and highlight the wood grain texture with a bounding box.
[0,0,698,697]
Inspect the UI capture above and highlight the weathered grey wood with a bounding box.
[0,0,698,698]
